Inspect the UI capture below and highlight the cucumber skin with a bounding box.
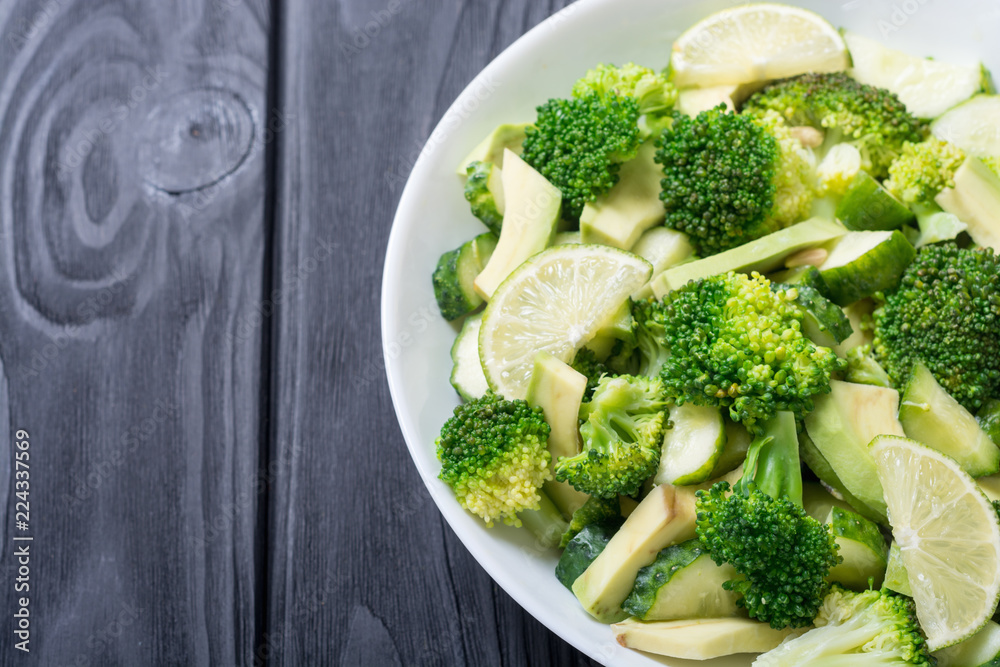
[980,400,1000,447]
[621,540,705,619]
[836,171,914,232]
[772,282,853,344]
[432,233,497,321]
[465,161,503,235]
[555,520,623,590]
[821,230,916,306]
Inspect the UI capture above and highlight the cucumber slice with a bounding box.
[844,31,984,119]
[555,520,622,590]
[835,171,914,232]
[899,362,1000,477]
[936,157,1000,252]
[580,140,665,250]
[709,419,751,478]
[931,95,1000,157]
[622,539,740,621]
[464,161,504,235]
[772,282,853,347]
[935,621,1000,667]
[884,541,912,597]
[769,265,828,292]
[655,404,726,486]
[651,217,846,297]
[450,312,488,401]
[818,230,915,306]
[825,506,889,590]
[979,400,1000,447]
[456,122,529,176]
[432,232,498,320]
[583,300,635,361]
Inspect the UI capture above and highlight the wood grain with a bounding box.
[267,0,598,664]
[0,0,270,664]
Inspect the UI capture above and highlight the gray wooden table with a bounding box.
[0,0,599,664]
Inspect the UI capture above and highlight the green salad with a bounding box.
[429,4,1000,664]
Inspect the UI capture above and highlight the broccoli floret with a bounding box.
[742,72,927,178]
[884,137,966,208]
[436,392,552,527]
[844,344,893,388]
[755,586,933,666]
[816,143,863,196]
[572,62,677,128]
[696,412,841,629]
[653,271,845,433]
[872,243,1000,411]
[555,375,668,498]
[654,106,815,256]
[521,93,641,220]
[559,496,622,549]
[570,348,610,401]
[631,297,671,378]
[984,155,1000,180]
[464,161,502,234]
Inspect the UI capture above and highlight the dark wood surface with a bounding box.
[0,0,599,665]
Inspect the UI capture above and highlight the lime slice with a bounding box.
[932,95,1000,157]
[479,245,651,400]
[670,4,848,87]
[844,31,983,119]
[870,435,1000,650]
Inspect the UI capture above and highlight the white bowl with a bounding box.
[381,1,1000,664]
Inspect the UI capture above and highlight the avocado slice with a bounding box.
[580,140,665,250]
[555,520,622,590]
[611,617,798,660]
[572,483,697,623]
[803,380,907,524]
[526,352,591,517]
[651,217,846,297]
[473,150,561,299]
[936,157,1000,252]
[455,123,529,177]
[899,362,1000,477]
[622,539,740,621]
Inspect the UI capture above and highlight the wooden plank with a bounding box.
[0,1,271,663]
[268,0,597,664]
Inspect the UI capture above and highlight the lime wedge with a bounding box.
[479,245,651,400]
[845,31,983,119]
[870,435,1000,650]
[670,4,848,87]
[932,95,1000,157]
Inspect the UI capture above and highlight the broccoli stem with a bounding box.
[735,411,802,506]
[519,490,570,550]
